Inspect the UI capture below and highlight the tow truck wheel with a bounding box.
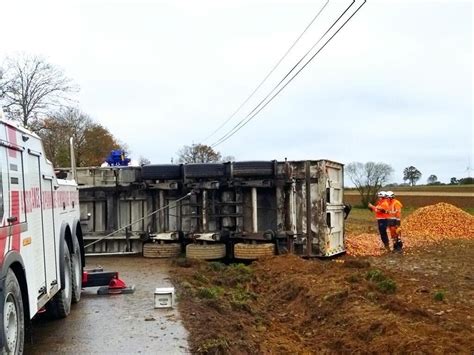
[71,237,82,304]
[186,243,226,260]
[50,242,73,318]
[143,243,181,258]
[2,269,25,355]
[233,243,275,260]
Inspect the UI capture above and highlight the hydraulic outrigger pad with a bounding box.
[82,268,135,295]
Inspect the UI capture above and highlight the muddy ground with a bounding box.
[171,240,474,354]
[25,257,189,354]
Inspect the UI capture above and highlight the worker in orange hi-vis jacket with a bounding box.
[368,191,391,251]
[386,191,403,252]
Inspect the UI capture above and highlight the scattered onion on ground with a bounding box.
[346,203,474,256]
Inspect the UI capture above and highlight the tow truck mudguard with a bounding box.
[0,251,26,348]
[57,220,82,290]
[70,219,85,268]
[58,222,76,289]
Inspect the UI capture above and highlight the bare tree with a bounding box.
[0,54,77,129]
[139,156,151,166]
[221,155,235,162]
[177,144,222,163]
[346,162,394,206]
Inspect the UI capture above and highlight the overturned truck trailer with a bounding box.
[73,160,346,258]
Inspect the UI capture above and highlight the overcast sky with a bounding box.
[1,0,472,184]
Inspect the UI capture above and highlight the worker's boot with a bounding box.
[384,243,391,252]
[393,238,403,253]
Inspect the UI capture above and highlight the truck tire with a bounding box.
[233,161,274,176]
[233,243,275,260]
[143,243,181,258]
[71,235,82,304]
[142,164,182,180]
[184,164,225,178]
[186,243,226,260]
[2,269,25,355]
[50,242,73,319]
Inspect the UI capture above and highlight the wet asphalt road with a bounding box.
[25,256,189,354]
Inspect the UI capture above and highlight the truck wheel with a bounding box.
[234,243,275,260]
[186,243,226,260]
[71,237,82,304]
[2,269,25,355]
[50,242,73,318]
[143,243,181,258]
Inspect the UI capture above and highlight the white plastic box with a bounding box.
[154,287,175,309]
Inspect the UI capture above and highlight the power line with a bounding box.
[211,0,366,148]
[211,0,361,148]
[200,0,330,144]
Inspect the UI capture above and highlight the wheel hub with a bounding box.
[4,293,18,353]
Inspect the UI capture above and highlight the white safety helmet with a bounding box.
[377,191,386,198]
[386,191,395,198]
